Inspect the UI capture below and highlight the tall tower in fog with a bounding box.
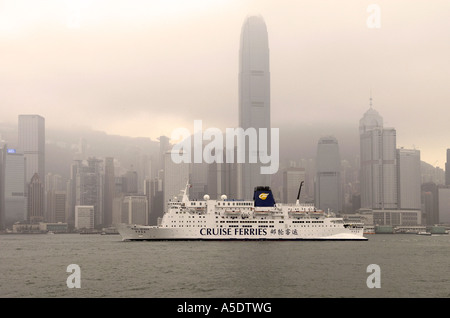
[359,99,398,210]
[315,136,342,213]
[18,115,45,184]
[446,149,450,186]
[239,15,271,200]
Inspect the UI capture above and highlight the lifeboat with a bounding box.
[288,209,307,218]
[253,207,270,215]
[224,209,242,216]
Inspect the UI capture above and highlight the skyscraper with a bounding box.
[445,149,450,186]
[123,169,138,194]
[238,15,271,200]
[47,190,66,223]
[27,173,44,223]
[18,115,45,184]
[283,167,306,204]
[315,136,342,213]
[103,157,115,227]
[163,150,189,212]
[397,148,421,210]
[75,205,94,229]
[75,158,103,228]
[123,195,148,225]
[5,149,26,225]
[359,102,398,210]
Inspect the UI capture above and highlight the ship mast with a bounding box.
[296,181,304,205]
[182,180,190,203]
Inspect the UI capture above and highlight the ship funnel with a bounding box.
[253,186,276,207]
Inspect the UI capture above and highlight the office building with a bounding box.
[359,103,398,210]
[18,115,45,184]
[123,195,148,225]
[163,151,189,212]
[4,148,26,226]
[283,167,306,204]
[421,183,439,225]
[27,173,44,223]
[146,174,164,226]
[438,187,450,224]
[123,169,138,194]
[75,158,104,228]
[372,209,421,226]
[47,190,66,223]
[315,136,342,213]
[397,148,421,210]
[103,157,115,227]
[238,15,271,200]
[75,205,94,229]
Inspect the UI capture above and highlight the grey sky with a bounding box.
[1,0,449,166]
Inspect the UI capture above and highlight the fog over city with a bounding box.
[1,0,449,166]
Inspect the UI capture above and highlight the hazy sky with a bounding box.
[1,0,449,166]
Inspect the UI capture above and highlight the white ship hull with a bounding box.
[117,219,367,241]
[117,223,366,241]
[116,184,368,242]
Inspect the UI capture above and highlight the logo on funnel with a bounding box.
[259,193,269,200]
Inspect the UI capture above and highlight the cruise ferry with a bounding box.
[116,183,367,241]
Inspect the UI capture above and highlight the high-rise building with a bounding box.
[421,183,438,225]
[158,136,170,172]
[18,115,45,184]
[103,157,115,227]
[75,158,103,228]
[397,148,421,210]
[238,15,271,200]
[65,162,79,227]
[47,191,66,223]
[123,169,138,194]
[123,195,148,225]
[438,187,450,224]
[45,173,66,222]
[75,205,94,229]
[163,151,189,212]
[315,136,342,213]
[283,168,306,204]
[4,148,26,226]
[205,147,241,201]
[146,175,164,225]
[445,149,450,186]
[359,103,398,210]
[27,173,44,223]
[190,162,208,200]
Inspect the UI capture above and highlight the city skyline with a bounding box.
[0,1,449,167]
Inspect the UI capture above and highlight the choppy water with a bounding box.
[1,233,449,298]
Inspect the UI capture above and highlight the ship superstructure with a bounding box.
[116,183,367,241]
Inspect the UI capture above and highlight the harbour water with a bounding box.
[1,233,449,298]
